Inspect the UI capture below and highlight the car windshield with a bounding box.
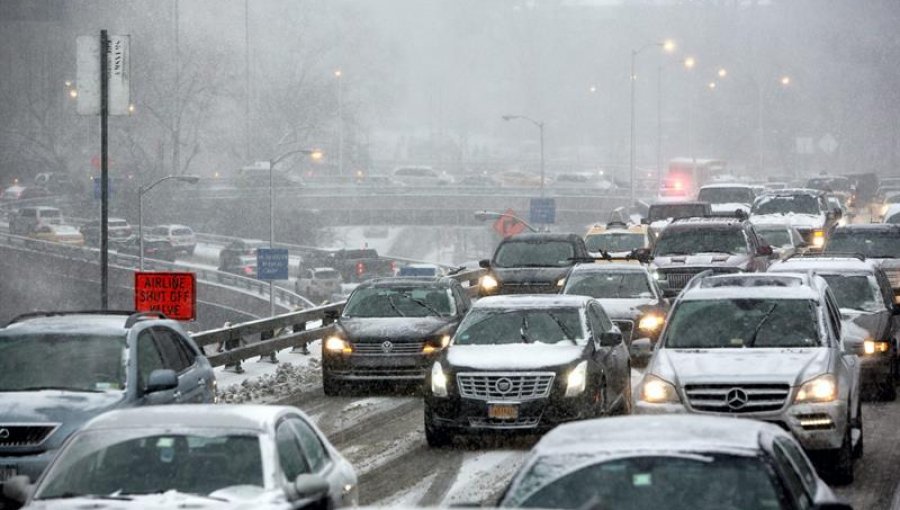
[343,286,455,317]
[0,334,126,392]
[454,308,586,346]
[648,205,706,222]
[752,195,820,215]
[35,429,263,500]
[564,272,654,299]
[826,232,900,258]
[756,228,791,248]
[504,453,785,510]
[821,274,883,313]
[664,299,820,349]
[585,233,644,253]
[697,188,754,204]
[493,241,575,268]
[654,228,746,256]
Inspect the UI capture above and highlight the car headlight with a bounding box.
[640,374,680,404]
[324,335,352,354]
[794,374,837,403]
[556,277,566,288]
[811,230,825,249]
[480,274,499,292]
[638,313,664,333]
[864,340,890,355]
[423,334,452,354]
[652,270,663,281]
[565,361,588,397]
[431,362,448,397]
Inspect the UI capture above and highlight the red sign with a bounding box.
[492,209,526,238]
[134,272,196,321]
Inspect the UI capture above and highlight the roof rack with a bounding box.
[783,251,866,262]
[5,310,168,329]
[124,311,169,328]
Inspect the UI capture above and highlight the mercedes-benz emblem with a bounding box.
[0,428,9,440]
[381,340,394,353]
[726,388,749,410]
[495,378,513,394]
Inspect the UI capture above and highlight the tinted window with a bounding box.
[454,308,587,346]
[494,240,575,268]
[820,274,884,313]
[647,204,706,222]
[137,330,165,389]
[289,418,329,473]
[343,286,456,318]
[276,421,310,480]
[0,333,125,392]
[152,328,193,373]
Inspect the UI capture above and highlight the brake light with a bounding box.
[243,266,254,275]
[673,180,684,190]
[391,261,398,273]
[356,262,365,276]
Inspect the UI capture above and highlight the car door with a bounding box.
[152,327,210,403]
[825,291,860,413]
[288,415,355,506]
[135,328,176,405]
[587,302,629,402]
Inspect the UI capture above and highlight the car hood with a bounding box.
[652,253,748,268]
[27,488,288,510]
[446,344,584,371]
[338,316,453,341]
[595,298,659,320]
[492,267,571,285]
[0,390,127,451]
[651,348,831,385]
[750,213,825,229]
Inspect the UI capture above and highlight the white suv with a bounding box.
[149,224,196,255]
[635,272,862,484]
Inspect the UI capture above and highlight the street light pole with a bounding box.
[630,41,674,207]
[502,115,545,197]
[139,175,200,271]
[335,69,344,178]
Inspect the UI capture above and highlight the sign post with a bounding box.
[134,272,196,321]
[257,249,290,280]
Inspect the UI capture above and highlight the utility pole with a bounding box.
[100,29,109,310]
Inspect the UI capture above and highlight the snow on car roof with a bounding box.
[569,263,647,273]
[2,314,132,335]
[82,404,296,431]
[683,286,819,301]
[533,415,781,456]
[474,294,592,309]
[699,183,754,189]
[769,258,876,274]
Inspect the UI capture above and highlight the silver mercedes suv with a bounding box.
[634,272,862,484]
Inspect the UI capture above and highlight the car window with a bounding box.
[823,290,843,341]
[152,328,193,373]
[587,303,612,335]
[820,274,884,313]
[564,271,654,299]
[289,417,330,473]
[275,420,311,480]
[774,437,817,499]
[137,330,165,389]
[493,240,576,268]
[771,442,813,510]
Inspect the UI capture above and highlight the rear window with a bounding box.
[0,333,126,392]
[494,240,576,268]
[648,205,707,222]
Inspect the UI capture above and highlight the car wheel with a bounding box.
[828,421,855,485]
[424,409,452,448]
[322,372,345,396]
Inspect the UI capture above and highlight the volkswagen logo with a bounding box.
[726,388,749,410]
[381,340,394,353]
[494,378,513,395]
[0,428,9,440]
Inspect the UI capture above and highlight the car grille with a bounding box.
[660,269,708,290]
[468,416,542,429]
[457,372,555,401]
[352,341,424,355]
[0,424,58,447]
[613,320,634,342]
[884,268,900,289]
[337,367,426,378]
[685,383,790,414]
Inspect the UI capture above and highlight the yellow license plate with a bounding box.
[488,404,519,420]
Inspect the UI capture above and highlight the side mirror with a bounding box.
[734,209,748,221]
[478,259,491,269]
[145,369,178,394]
[599,330,623,347]
[630,338,655,368]
[285,474,330,504]
[756,245,774,257]
[2,475,32,504]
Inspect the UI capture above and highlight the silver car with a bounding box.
[635,272,862,484]
[10,405,357,509]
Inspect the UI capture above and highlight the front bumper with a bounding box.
[426,391,596,433]
[634,399,848,451]
[323,352,438,381]
[0,449,58,483]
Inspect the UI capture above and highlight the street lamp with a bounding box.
[474,210,539,233]
[138,175,200,270]
[501,114,545,197]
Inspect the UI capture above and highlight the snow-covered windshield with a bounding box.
[654,228,746,256]
[504,453,784,510]
[564,272,654,299]
[826,232,900,258]
[454,308,587,346]
[584,233,644,253]
[0,334,125,392]
[665,299,820,349]
[493,241,575,268]
[751,195,820,216]
[820,274,883,313]
[755,227,791,248]
[343,286,455,317]
[35,430,263,499]
[697,187,754,204]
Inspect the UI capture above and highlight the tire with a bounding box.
[828,422,855,485]
[424,409,452,448]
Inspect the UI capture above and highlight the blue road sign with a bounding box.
[92,178,114,200]
[257,248,289,280]
[529,198,556,224]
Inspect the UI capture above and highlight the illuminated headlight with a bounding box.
[864,340,890,355]
[811,230,825,249]
[431,362,448,397]
[794,374,837,403]
[639,374,680,404]
[556,277,566,288]
[638,314,665,333]
[324,336,352,354]
[882,204,890,216]
[480,274,499,292]
[565,361,588,397]
[652,270,663,281]
[423,334,452,354]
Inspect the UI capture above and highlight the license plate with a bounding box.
[0,465,17,481]
[488,404,519,420]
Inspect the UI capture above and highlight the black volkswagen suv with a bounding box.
[322,277,471,394]
[478,233,590,297]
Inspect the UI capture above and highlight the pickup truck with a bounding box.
[305,249,396,283]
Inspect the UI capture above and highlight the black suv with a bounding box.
[322,277,471,394]
[478,233,590,297]
[0,311,215,486]
[649,217,773,297]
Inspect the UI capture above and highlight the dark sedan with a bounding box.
[321,277,471,394]
[478,233,590,297]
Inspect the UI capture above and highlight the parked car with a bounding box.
[561,263,668,366]
[825,224,900,300]
[770,255,900,400]
[750,188,841,250]
[0,311,216,486]
[391,166,452,186]
[697,183,756,217]
[148,224,196,255]
[79,217,134,246]
[26,224,84,246]
[583,222,649,259]
[478,233,590,297]
[295,267,343,300]
[635,272,862,483]
[424,294,631,446]
[649,217,773,297]
[9,206,63,236]
[754,222,809,259]
[322,277,471,395]
[9,405,357,510]
[498,415,850,510]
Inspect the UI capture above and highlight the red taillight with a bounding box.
[673,180,684,190]
[391,261,397,273]
[356,262,365,276]
[243,266,254,275]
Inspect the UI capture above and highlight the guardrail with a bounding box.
[192,267,487,367]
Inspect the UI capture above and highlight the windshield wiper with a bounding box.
[520,315,535,344]
[746,304,779,348]
[393,293,442,315]
[386,294,407,317]
[547,312,576,342]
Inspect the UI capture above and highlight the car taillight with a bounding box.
[391,261,397,273]
[356,261,365,276]
[243,266,254,275]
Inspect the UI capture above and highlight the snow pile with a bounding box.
[216,344,323,404]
